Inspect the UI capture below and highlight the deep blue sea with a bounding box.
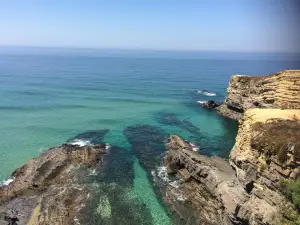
[0,47,299,224]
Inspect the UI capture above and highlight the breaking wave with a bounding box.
[197,90,216,96]
[0,177,15,187]
[69,139,92,147]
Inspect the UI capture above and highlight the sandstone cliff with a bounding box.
[0,144,107,225]
[163,108,300,225]
[216,70,300,120]
[230,109,300,225]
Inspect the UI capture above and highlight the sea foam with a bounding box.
[69,139,92,147]
[0,177,15,187]
[197,90,216,96]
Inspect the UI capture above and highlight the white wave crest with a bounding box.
[197,100,207,104]
[189,142,199,152]
[69,139,92,147]
[156,166,170,182]
[1,177,15,187]
[105,143,111,150]
[197,90,216,96]
[169,180,180,189]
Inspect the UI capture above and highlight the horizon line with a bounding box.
[1,44,300,55]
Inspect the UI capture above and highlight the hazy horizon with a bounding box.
[1,0,300,53]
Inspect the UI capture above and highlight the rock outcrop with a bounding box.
[216,70,300,120]
[198,100,221,109]
[163,135,248,225]
[163,108,300,225]
[0,144,107,225]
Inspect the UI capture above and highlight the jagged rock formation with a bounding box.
[216,70,300,120]
[0,144,107,225]
[164,109,300,225]
[163,135,248,225]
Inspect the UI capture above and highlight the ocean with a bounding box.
[0,47,299,224]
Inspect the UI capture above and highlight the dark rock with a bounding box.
[198,100,220,109]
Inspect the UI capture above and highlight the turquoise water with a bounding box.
[0,49,299,224]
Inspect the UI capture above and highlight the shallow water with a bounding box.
[0,49,299,223]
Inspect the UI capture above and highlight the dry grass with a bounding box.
[251,119,300,164]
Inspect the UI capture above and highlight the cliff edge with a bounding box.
[164,109,300,224]
[216,70,300,120]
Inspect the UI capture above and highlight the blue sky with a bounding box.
[0,0,299,52]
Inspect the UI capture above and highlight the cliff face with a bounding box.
[230,109,300,224]
[0,144,107,225]
[216,70,300,120]
[163,109,300,225]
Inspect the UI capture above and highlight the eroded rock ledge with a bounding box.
[0,144,107,225]
[163,135,248,225]
[164,108,300,225]
[215,70,300,120]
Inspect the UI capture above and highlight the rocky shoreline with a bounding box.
[162,110,300,225]
[0,144,107,224]
[0,70,299,225]
[162,70,300,224]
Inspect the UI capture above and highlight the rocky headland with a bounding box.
[163,109,300,224]
[215,70,300,120]
[162,70,300,224]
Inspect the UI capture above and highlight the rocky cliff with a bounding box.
[0,144,107,225]
[216,70,300,120]
[230,109,300,225]
[163,135,248,225]
[163,109,300,225]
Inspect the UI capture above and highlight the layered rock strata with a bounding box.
[216,70,300,120]
[229,109,300,224]
[0,144,107,225]
[164,108,300,225]
[163,135,248,225]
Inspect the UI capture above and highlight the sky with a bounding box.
[0,0,299,53]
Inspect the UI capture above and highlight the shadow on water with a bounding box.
[154,112,201,138]
[67,129,109,144]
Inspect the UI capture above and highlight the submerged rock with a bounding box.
[216,70,300,120]
[154,112,201,137]
[124,124,166,172]
[0,144,107,225]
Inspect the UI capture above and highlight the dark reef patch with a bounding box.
[124,124,167,172]
[154,112,201,137]
[79,146,154,225]
[67,129,109,144]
